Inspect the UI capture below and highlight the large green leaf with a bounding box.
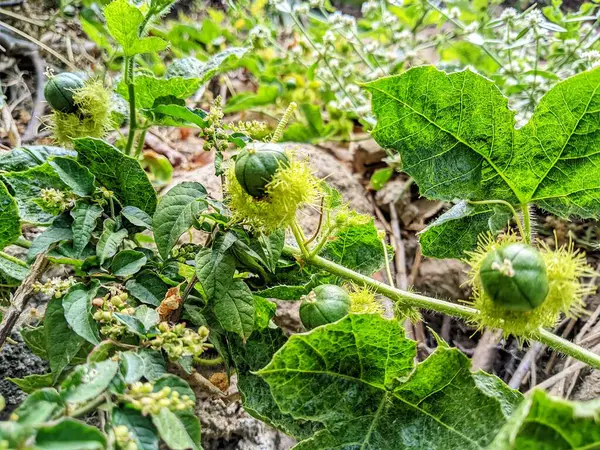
[231,328,319,440]
[0,253,29,282]
[71,203,103,257]
[125,271,169,306]
[0,181,20,249]
[488,389,600,450]
[0,146,75,172]
[74,138,157,215]
[96,219,128,264]
[151,409,200,450]
[112,250,147,277]
[44,297,86,382]
[13,388,64,425]
[418,201,511,259]
[35,419,106,450]
[367,66,600,218]
[1,163,69,224]
[62,281,101,345]
[258,314,523,450]
[61,359,119,404]
[117,76,202,109]
[153,181,207,259]
[27,214,73,261]
[104,0,168,56]
[48,157,96,197]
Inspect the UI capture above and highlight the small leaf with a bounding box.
[370,167,393,191]
[63,281,101,345]
[120,352,146,384]
[151,409,200,450]
[113,407,159,450]
[49,157,96,197]
[134,305,160,331]
[112,250,147,277]
[74,138,157,215]
[44,297,86,382]
[153,182,208,259]
[13,388,63,425]
[35,419,106,450]
[61,359,119,404]
[27,214,73,261]
[0,253,29,282]
[104,0,168,56]
[122,206,153,230]
[71,203,103,257]
[137,349,167,381]
[0,181,21,250]
[96,219,128,264]
[126,271,170,306]
[8,373,54,394]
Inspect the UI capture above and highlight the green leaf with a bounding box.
[35,419,106,450]
[151,409,201,450]
[231,328,318,440]
[49,157,96,197]
[126,271,169,306]
[118,76,202,109]
[0,181,21,250]
[0,251,29,282]
[120,351,146,384]
[253,296,276,331]
[166,47,249,83]
[96,219,128,265]
[112,250,147,277]
[366,66,600,219]
[0,145,75,172]
[61,359,119,404]
[71,203,103,257]
[63,281,101,345]
[153,182,207,259]
[74,138,157,215]
[322,217,389,275]
[418,201,512,259]
[8,373,54,394]
[142,104,208,128]
[1,162,69,224]
[113,407,159,450]
[370,167,394,191]
[115,305,159,336]
[488,389,600,450]
[104,0,168,56]
[13,388,63,425]
[44,296,86,382]
[258,314,523,449]
[224,84,279,113]
[137,349,167,381]
[122,206,153,230]
[21,325,47,359]
[27,214,73,261]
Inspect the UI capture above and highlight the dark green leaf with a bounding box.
[45,297,86,382]
[63,281,101,345]
[13,388,63,425]
[71,203,103,257]
[153,181,207,259]
[35,419,106,450]
[49,157,96,197]
[112,250,147,277]
[74,138,157,215]
[0,252,29,282]
[151,409,200,450]
[120,351,146,384]
[96,219,128,264]
[126,271,169,306]
[113,407,159,450]
[21,326,47,359]
[8,373,53,394]
[122,205,153,230]
[137,349,167,381]
[259,314,523,449]
[418,201,512,259]
[0,181,21,250]
[61,359,119,404]
[118,76,202,109]
[27,214,73,261]
[0,146,75,172]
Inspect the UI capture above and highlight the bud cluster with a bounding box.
[147,322,210,362]
[113,425,137,450]
[92,291,135,339]
[125,382,195,416]
[170,243,202,263]
[33,276,76,298]
[39,188,76,212]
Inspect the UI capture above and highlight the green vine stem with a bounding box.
[0,250,28,267]
[124,56,137,156]
[282,244,600,370]
[466,199,528,243]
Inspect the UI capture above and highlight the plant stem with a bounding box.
[0,251,28,267]
[15,237,31,249]
[290,220,310,259]
[134,128,148,159]
[521,204,532,244]
[69,395,107,418]
[381,238,395,288]
[281,244,600,370]
[124,57,137,156]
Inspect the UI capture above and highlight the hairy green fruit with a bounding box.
[480,243,549,311]
[234,143,290,197]
[300,284,351,329]
[44,73,85,113]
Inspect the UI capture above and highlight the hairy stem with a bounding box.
[282,244,600,370]
[521,204,532,244]
[124,57,137,156]
[0,251,28,267]
[466,199,526,242]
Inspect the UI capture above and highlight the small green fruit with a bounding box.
[300,284,351,330]
[480,243,549,311]
[234,143,290,198]
[44,73,85,113]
